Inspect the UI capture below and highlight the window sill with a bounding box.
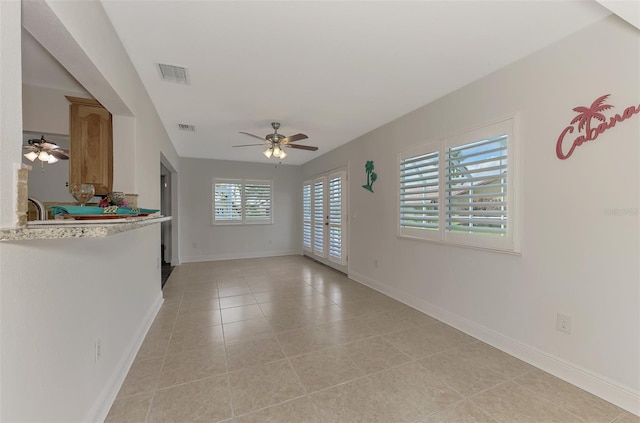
[211,221,273,226]
[397,233,521,256]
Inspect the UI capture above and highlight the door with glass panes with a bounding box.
[303,170,347,271]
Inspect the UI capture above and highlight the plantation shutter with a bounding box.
[445,134,508,236]
[303,182,312,251]
[399,150,440,238]
[213,180,242,222]
[328,171,346,265]
[313,177,326,257]
[244,181,272,223]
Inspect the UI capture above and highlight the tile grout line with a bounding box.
[144,285,186,423]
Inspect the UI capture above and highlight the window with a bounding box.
[303,182,312,250]
[213,179,272,225]
[213,181,242,222]
[328,171,347,264]
[313,177,326,257]
[398,116,519,252]
[399,149,440,240]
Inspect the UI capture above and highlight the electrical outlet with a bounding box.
[94,339,102,362]
[374,259,378,268]
[192,242,197,249]
[556,313,572,334]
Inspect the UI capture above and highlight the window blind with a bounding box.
[303,182,312,250]
[328,174,343,261]
[399,151,439,231]
[244,181,272,222]
[313,179,325,256]
[214,181,242,222]
[445,134,508,236]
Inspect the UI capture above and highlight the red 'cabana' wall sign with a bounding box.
[556,94,640,160]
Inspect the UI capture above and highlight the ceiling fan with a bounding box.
[234,122,318,159]
[23,135,69,167]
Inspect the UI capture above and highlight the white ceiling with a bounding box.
[25,1,611,165]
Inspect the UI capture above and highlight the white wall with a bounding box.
[0,227,163,422]
[0,1,22,228]
[0,2,182,421]
[22,83,91,135]
[179,157,302,262]
[303,16,639,413]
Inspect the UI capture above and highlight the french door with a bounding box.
[303,169,347,271]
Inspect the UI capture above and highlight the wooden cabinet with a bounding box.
[66,96,113,195]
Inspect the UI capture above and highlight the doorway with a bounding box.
[303,167,348,273]
[160,163,173,287]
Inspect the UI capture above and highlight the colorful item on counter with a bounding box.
[99,192,128,208]
[103,205,118,214]
[49,205,159,216]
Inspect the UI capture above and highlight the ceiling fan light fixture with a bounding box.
[235,122,314,160]
[47,155,59,164]
[24,151,38,162]
[38,150,50,161]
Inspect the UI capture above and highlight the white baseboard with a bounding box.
[88,292,164,423]
[349,271,640,416]
[182,249,301,263]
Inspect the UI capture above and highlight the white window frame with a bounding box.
[212,178,273,225]
[397,115,520,254]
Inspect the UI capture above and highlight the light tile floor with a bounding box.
[106,255,638,423]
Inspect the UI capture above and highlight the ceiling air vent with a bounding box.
[157,63,190,85]
[178,123,196,132]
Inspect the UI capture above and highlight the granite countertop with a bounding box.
[0,216,171,241]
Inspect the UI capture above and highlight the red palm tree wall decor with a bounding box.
[556,94,640,160]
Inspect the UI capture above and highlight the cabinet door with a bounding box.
[67,97,113,195]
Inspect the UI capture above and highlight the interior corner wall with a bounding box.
[302,16,639,413]
[179,157,302,262]
[1,2,180,421]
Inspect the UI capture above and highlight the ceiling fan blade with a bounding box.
[23,146,37,151]
[286,144,318,151]
[232,143,267,147]
[41,142,60,150]
[282,133,308,143]
[239,131,266,142]
[49,150,69,159]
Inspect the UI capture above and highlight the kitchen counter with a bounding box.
[0,216,171,241]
